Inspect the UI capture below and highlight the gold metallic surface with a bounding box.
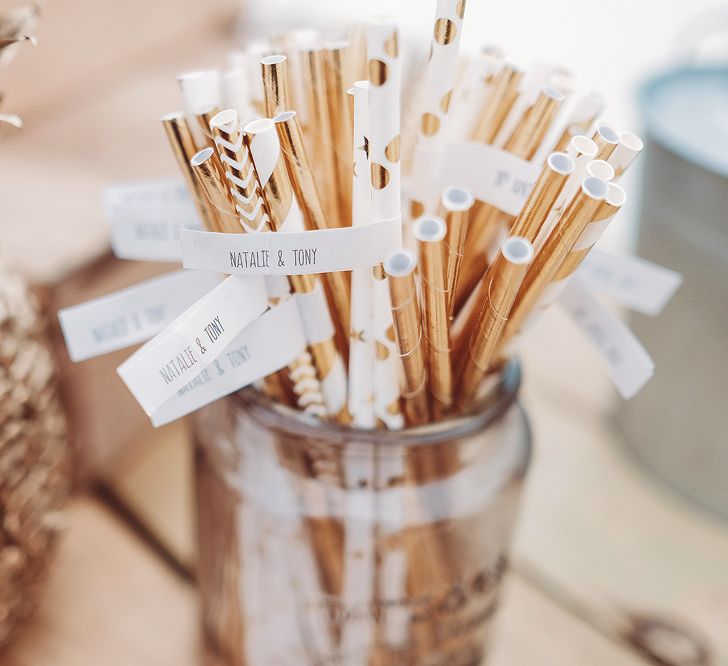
[386,261,430,426]
[194,106,221,150]
[261,54,290,118]
[189,148,238,233]
[414,217,453,416]
[161,112,220,233]
[274,111,351,341]
[433,18,457,45]
[503,88,564,160]
[456,239,531,410]
[440,189,474,319]
[472,64,523,144]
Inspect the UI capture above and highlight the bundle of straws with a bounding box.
[162,1,643,432]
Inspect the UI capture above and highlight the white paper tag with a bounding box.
[58,270,221,362]
[180,217,402,276]
[118,274,268,415]
[576,249,683,317]
[151,297,306,426]
[294,283,335,345]
[105,179,201,262]
[433,142,540,216]
[559,276,654,399]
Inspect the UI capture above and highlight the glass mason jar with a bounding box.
[194,361,531,666]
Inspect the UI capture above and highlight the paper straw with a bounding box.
[222,68,257,124]
[177,69,222,117]
[261,54,290,118]
[407,0,468,216]
[456,237,534,409]
[346,82,376,428]
[552,90,605,151]
[210,109,327,416]
[367,17,404,430]
[194,106,221,150]
[510,152,574,241]
[502,87,565,160]
[592,123,621,160]
[245,117,349,419]
[189,147,239,233]
[385,251,430,426]
[471,64,524,144]
[608,131,644,178]
[161,112,220,232]
[300,46,341,226]
[324,41,354,228]
[414,216,453,416]
[501,176,609,343]
[440,186,474,318]
[274,110,351,348]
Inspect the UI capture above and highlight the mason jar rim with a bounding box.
[231,359,523,448]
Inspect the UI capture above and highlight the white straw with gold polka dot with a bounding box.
[407,0,468,222]
[367,17,404,430]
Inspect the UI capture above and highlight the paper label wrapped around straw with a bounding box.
[576,249,683,317]
[118,274,268,416]
[432,141,541,216]
[58,270,221,362]
[150,297,307,426]
[558,276,654,399]
[180,217,402,276]
[105,180,201,262]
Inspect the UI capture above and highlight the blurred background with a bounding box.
[0,0,726,664]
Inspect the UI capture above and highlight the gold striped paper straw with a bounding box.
[553,90,605,152]
[501,176,609,344]
[161,112,221,233]
[414,215,453,417]
[244,117,349,419]
[592,123,621,160]
[367,17,404,430]
[209,109,327,417]
[274,110,352,351]
[385,251,430,426]
[346,81,375,428]
[439,186,474,318]
[407,0,468,217]
[456,237,534,410]
[324,40,354,228]
[607,131,644,178]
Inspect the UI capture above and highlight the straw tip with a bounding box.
[273,110,296,123]
[501,237,534,265]
[620,131,644,151]
[210,108,238,129]
[261,54,287,66]
[384,250,416,277]
[596,124,620,144]
[582,176,609,199]
[547,152,575,175]
[441,186,474,212]
[606,182,627,207]
[413,216,447,243]
[190,147,215,166]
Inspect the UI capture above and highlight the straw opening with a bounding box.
[606,183,627,207]
[210,109,237,128]
[413,216,447,242]
[244,117,275,134]
[442,187,474,211]
[620,131,644,151]
[586,159,615,181]
[385,251,416,277]
[572,135,598,157]
[274,111,296,123]
[190,147,214,166]
[548,152,574,175]
[261,54,286,65]
[596,124,620,144]
[501,237,534,265]
[582,176,609,199]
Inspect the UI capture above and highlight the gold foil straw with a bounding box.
[553,90,605,151]
[456,237,534,410]
[195,105,221,149]
[161,112,220,232]
[301,46,341,226]
[440,187,474,318]
[261,54,290,118]
[503,87,565,160]
[414,216,453,416]
[592,124,621,160]
[502,176,609,344]
[509,152,574,241]
[189,147,238,232]
[472,64,524,144]
[324,41,354,228]
[385,251,430,426]
[274,110,351,345]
